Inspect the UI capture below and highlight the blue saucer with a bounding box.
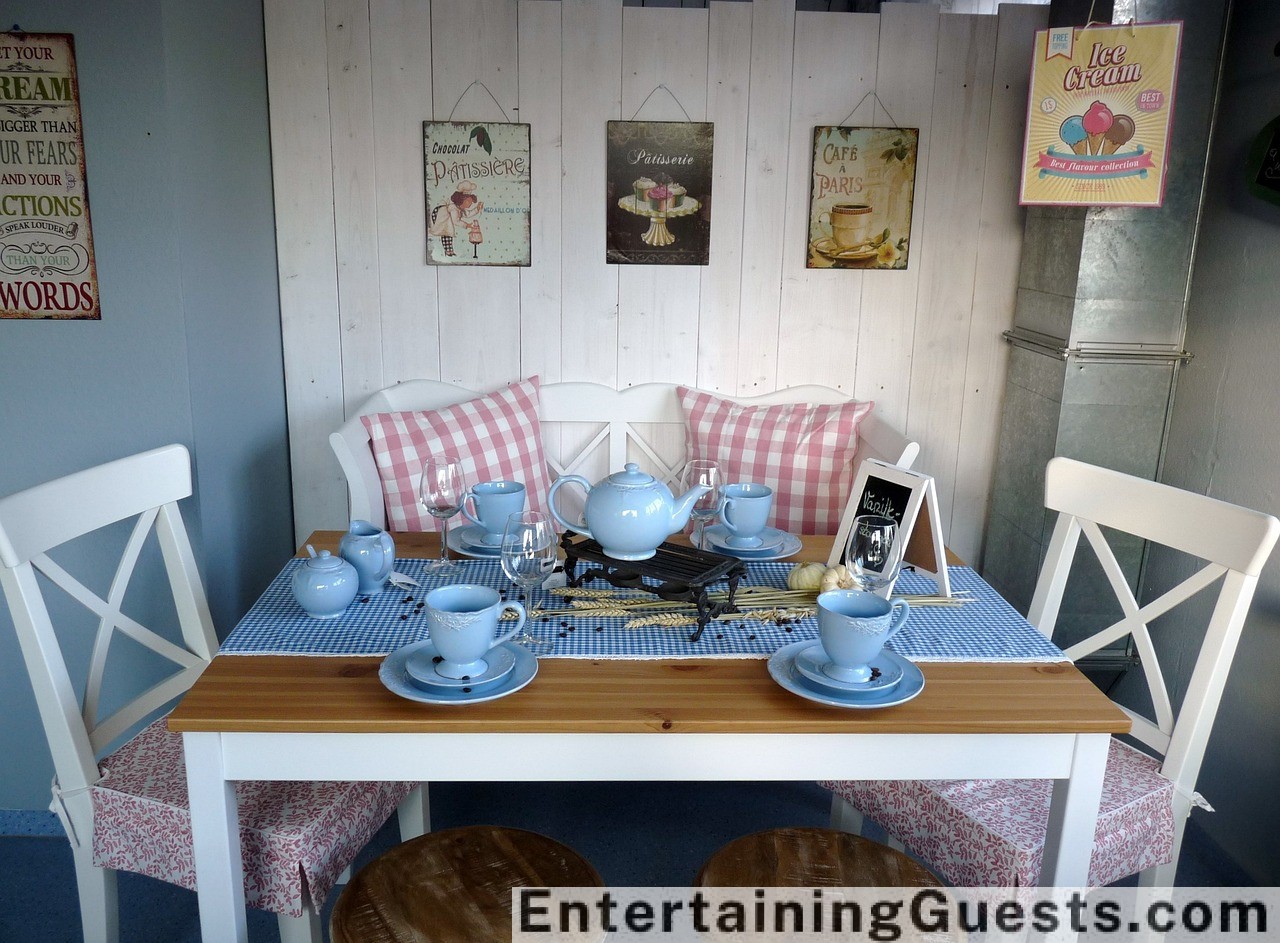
[381,640,537,705]
[449,525,502,558]
[404,641,516,692]
[704,525,802,561]
[767,639,924,709]
[792,642,905,695]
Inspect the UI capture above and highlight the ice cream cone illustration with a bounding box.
[1082,101,1114,156]
[1100,114,1135,155]
[1060,115,1088,154]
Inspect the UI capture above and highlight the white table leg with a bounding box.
[1041,732,1110,885]
[184,731,248,943]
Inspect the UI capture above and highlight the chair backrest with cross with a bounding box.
[1029,457,1280,881]
[0,444,216,808]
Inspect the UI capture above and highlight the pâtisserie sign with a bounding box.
[0,32,98,319]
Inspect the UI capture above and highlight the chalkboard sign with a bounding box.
[1246,115,1280,208]
[853,474,914,531]
[828,458,951,596]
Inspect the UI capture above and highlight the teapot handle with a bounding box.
[547,475,593,540]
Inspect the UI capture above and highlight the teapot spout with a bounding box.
[669,482,713,533]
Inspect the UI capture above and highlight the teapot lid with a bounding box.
[606,463,658,487]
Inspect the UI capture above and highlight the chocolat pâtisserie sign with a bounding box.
[0,33,98,319]
[1020,22,1182,207]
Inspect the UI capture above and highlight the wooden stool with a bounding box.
[694,826,942,887]
[330,825,604,943]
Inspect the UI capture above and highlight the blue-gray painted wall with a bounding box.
[0,0,294,809]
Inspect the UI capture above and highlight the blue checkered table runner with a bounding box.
[219,559,1066,662]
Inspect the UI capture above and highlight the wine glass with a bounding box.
[846,514,904,597]
[683,459,722,550]
[419,455,465,572]
[499,511,556,654]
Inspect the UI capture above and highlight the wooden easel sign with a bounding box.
[827,458,951,597]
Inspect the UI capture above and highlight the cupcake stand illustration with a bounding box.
[618,175,701,247]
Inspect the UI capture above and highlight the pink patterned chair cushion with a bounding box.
[821,738,1175,887]
[361,376,553,532]
[91,717,414,916]
[677,387,874,535]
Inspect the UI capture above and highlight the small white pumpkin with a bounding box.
[786,562,827,591]
[820,564,856,593]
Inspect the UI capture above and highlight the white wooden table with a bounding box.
[170,533,1128,942]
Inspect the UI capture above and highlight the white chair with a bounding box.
[824,457,1280,886]
[330,379,919,531]
[0,445,425,943]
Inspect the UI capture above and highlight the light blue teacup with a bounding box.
[817,589,910,684]
[719,482,773,548]
[462,480,526,545]
[425,584,526,679]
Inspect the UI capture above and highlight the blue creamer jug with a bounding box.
[339,520,395,594]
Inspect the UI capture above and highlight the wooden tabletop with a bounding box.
[168,531,1129,737]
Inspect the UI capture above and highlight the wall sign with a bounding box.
[1020,22,1182,207]
[828,458,950,596]
[0,32,98,320]
[808,126,917,270]
[1245,114,1280,208]
[424,121,531,266]
[606,120,713,266]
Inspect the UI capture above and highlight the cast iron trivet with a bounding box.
[559,532,747,642]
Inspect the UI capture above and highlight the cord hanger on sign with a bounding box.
[629,84,693,122]
[839,89,902,129]
[446,81,513,123]
[1081,0,1134,34]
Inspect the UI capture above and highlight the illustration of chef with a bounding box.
[428,180,484,257]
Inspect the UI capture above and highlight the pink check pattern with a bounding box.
[677,387,873,535]
[91,718,414,917]
[821,738,1175,886]
[361,377,554,532]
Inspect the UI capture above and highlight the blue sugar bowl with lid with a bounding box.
[292,545,359,618]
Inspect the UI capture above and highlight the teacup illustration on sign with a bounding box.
[825,203,875,249]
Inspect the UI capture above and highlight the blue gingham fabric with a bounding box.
[219,559,1066,662]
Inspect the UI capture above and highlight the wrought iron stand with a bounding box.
[559,533,746,642]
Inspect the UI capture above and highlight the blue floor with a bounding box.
[0,780,1251,942]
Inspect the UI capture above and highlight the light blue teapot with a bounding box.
[548,463,711,561]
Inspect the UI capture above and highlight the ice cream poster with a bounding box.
[1020,22,1182,207]
[423,121,530,266]
[605,121,713,266]
[0,32,99,319]
[807,126,918,270]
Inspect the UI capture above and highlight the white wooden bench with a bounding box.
[330,380,919,533]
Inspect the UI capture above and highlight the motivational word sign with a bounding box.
[1021,22,1182,207]
[0,32,98,319]
[423,121,531,266]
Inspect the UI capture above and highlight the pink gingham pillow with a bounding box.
[677,387,874,535]
[361,377,553,532]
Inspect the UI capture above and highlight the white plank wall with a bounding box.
[264,0,1050,565]
[904,12,998,537]
[776,12,878,393]
[372,0,438,388]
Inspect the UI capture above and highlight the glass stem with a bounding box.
[440,517,450,563]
